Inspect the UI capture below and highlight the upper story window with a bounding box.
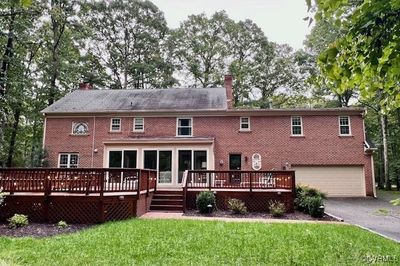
[240,117,250,131]
[133,117,144,132]
[59,153,79,168]
[291,116,303,136]
[110,118,121,132]
[72,122,89,135]
[177,118,192,136]
[339,116,351,135]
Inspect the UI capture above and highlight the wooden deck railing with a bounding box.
[0,168,157,196]
[185,170,295,192]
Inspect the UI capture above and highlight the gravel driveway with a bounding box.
[325,192,400,242]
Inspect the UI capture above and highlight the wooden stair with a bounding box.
[150,190,183,212]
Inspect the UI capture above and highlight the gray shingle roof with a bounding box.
[42,87,227,113]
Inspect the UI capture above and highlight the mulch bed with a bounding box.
[184,210,339,221]
[0,222,92,238]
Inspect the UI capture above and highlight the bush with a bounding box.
[8,214,29,229]
[295,185,325,218]
[57,220,68,229]
[269,200,286,217]
[196,191,216,213]
[227,198,247,214]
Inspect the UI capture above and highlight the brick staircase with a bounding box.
[150,190,183,212]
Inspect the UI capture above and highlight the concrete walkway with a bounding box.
[325,193,400,242]
[140,211,343,224]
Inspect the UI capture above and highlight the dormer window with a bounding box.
[72,122,89,135]
[110,118,121,132]
[177,118,192,136]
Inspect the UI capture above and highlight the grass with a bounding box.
[0,219,399,265]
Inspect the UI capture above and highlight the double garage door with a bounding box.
[292,166,366,197]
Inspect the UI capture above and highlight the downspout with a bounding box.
[91,116,96,168]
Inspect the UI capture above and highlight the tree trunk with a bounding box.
[6,106,21,167]
[379,112,390,190]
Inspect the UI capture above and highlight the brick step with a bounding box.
[153,194,183,200]
[155,190,183,195]
[150,205,183,211]
[151,199,183,205]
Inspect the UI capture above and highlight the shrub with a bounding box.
[196,191,216,213]
[57,220,69,229]
[227,198,247,214]
[269,200,286,217]
[295,185,325,217]
[8,214,29,229]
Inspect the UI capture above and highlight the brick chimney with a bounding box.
[224,75,233,109]
[79,82,93,90]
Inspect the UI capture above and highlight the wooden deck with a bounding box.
[0,168,157,223]
[182,170,296,212]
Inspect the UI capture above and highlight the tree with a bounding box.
[168,11,232,88]
[308,0,400,190]
[82,0,175,90]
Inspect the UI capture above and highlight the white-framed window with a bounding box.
[240,117,250,131]
[110,118,121,132]
[72,122,89,135]
[58,153,79,168]
[291,116,303,136]
[133,117,144,132]
[177,118,192,136]
[339,116,351,135]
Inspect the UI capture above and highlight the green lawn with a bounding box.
[0,219,399,265]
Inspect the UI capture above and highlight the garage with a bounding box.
[292,166,366,197]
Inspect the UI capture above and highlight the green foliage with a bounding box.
[268,200,286,217]
[196,191,216,213]
[310,0,400,111]
[227,198,247,214]
[295,185,325,217]
[8,214,29,229]
[390,198,400,206]
[57,220,68,229]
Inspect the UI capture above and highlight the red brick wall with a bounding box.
[44,114,374,195]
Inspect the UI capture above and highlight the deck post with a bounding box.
[98,171,105,223]
[137,170,141,199]
[43,169,51,222]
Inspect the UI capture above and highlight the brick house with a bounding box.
[42,75,376,197]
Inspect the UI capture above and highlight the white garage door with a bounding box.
[292,166,366,197]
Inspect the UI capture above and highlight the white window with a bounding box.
[339,116,351,135]
[72,122,89,135]
[240,117,250,131]
[58,153,79,168]
[291,116,303,136]
[110,118,121,131]
[133,117,144,132]
[177,118,192,136]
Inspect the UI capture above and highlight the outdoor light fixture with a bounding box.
[219,160,224,166]
[207,204,213,214]
[93,148,98,153]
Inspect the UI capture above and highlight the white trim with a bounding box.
[176,117,193,137]
[110,118,121,132]
[133,117,144,132]
[106,148,139,168]
[42,117,47,150]
[58,153,79,168]
[291,116,303,136]
[240,117,251,131]
[339,116,352,136]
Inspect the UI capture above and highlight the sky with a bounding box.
[151,0,312,50]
